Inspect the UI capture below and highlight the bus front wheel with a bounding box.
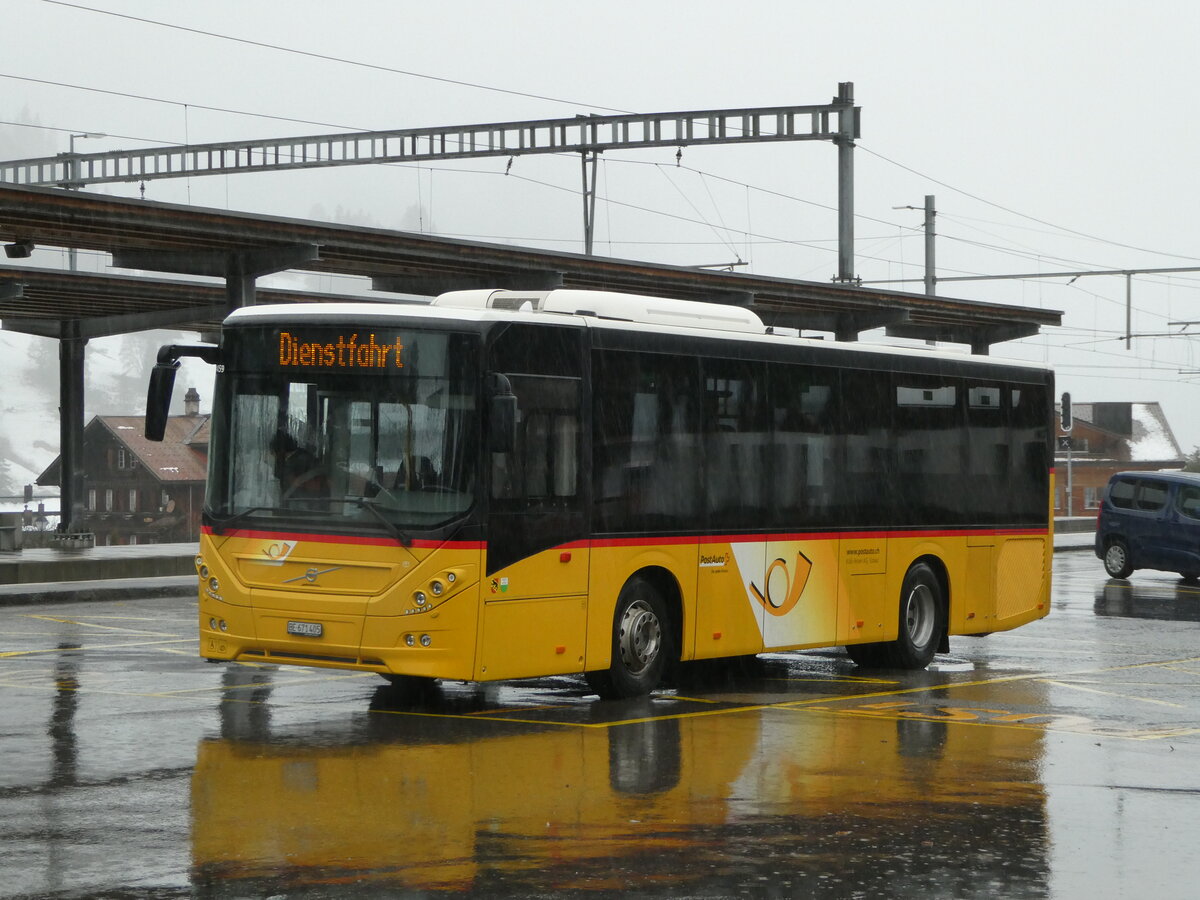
[380,673,439,697]
[586,577,672,700]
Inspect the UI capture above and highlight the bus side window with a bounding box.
[966,382,1008,523]
[839,369,896,527]
[492,376,580,506]
[893,375,964,525]
[703,358,768,528]
[1010,384,1051,525]
[485,323,584,510]
[593,349,700,532]
[770,363,836,528]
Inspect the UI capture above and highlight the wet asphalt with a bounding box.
[2,550,1200,898]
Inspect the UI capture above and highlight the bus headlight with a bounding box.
[430,580,444,596]
[405,634,416,647]
[208,577,220,594]
[414,591,427,606]
[420,634,432,647]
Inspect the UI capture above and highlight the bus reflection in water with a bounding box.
[189,686,1049,896]
[149,288,1054,698]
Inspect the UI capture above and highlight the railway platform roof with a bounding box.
[0,183,1061,352]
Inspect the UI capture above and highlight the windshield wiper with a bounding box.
[209,505,287,534]
[346,496,413,547]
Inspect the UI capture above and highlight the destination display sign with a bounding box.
[277,330,405,370]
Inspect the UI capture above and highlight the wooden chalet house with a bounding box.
[37,388,209,545]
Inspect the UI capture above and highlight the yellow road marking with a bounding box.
[22,614,180,637]
[45,615,163,621]
[372,654,1200,733]
[762,675,899,685]
[463,703,568,715]
[0,638,194,658]
[800,704,1200,741]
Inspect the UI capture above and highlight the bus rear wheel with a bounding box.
[586,577,672,700]
[846,562,944,670]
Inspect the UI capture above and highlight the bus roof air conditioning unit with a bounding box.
[432,288,765,334]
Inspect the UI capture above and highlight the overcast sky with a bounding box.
[3,0,1200,448]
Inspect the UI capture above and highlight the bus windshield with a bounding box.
[207,328,479,536]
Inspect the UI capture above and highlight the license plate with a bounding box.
[287,620,323,638]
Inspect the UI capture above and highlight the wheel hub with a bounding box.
[618,599,661,675]
[904,583,935,648]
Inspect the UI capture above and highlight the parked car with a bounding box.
[1095,470,1200,580]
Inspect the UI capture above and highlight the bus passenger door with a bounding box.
[695,358,770,659]
[762,537,840,650]
[480,324,590,680]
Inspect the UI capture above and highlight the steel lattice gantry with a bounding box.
[0,182,1061,532]
[0,89,865,281]
[1,104,856,186]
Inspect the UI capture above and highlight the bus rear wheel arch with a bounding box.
[586,573,679,700]
[846,559,947,670]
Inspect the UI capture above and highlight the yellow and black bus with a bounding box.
[147,288,1054,698]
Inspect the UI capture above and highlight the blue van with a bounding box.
[1095,470,1200,580]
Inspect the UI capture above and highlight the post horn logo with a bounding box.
[259,541,297,566]
[749,551,813,617]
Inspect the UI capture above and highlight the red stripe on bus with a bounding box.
[592,527,1048,549]
[589,535,712,549]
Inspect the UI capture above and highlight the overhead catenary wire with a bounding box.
[859,143,1200,263]
[40,0,631,115]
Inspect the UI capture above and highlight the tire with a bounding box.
[845,642,885,667]
[379,673,439,697]
[1103,539,1134,579]
[586,577,673,700]
[848,562,945,670]
[886,562,945,669]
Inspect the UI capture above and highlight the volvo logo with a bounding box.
[283,566,342,585]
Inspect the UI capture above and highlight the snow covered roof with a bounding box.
[1070,401,1184,463]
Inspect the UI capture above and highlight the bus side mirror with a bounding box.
[145,360,179,441]
[487,373,517,453]
[145,343,220,441]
